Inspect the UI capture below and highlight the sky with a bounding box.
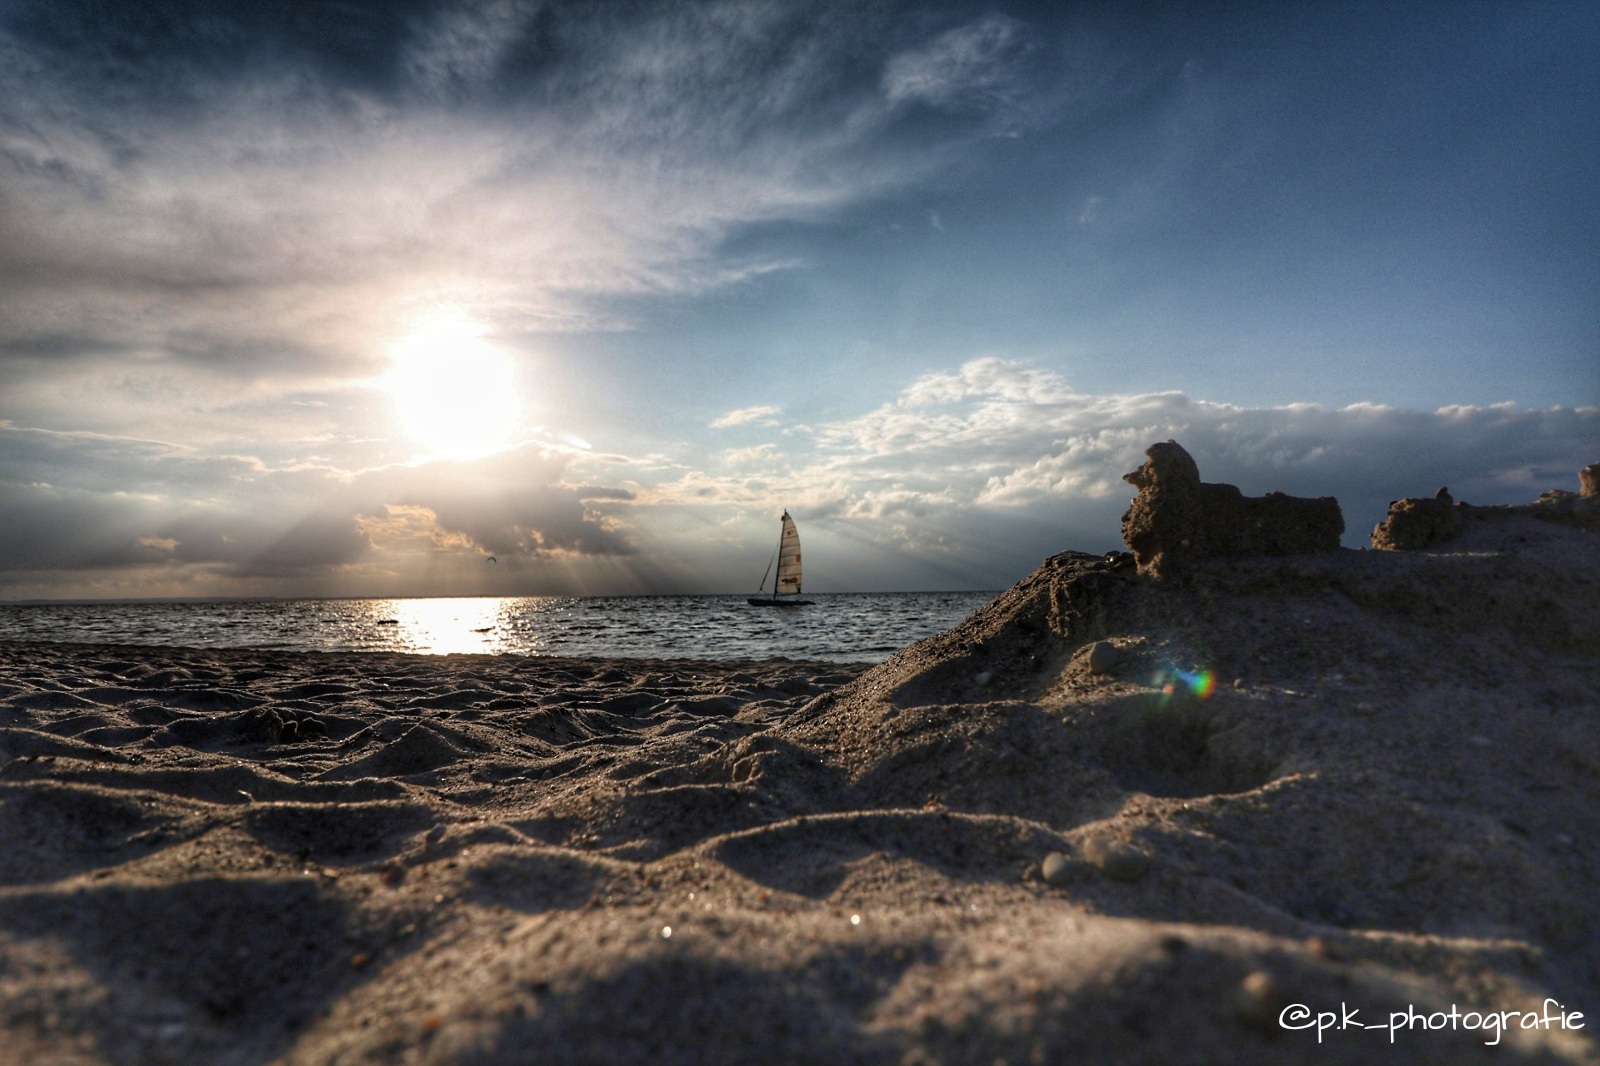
[1,0,1596,601]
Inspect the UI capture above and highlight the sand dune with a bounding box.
[2,510,1597,1063]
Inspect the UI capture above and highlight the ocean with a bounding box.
[0,592,999,663]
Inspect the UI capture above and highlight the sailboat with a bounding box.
[747,510,815,607]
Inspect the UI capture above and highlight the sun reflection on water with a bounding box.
[364,597,519,655]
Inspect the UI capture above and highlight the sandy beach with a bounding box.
[2,502,1598,1063]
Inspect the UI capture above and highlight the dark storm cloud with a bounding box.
[0,479,370,574]
[0,431,372,576]
[0,482,162,570]
[0,426,202,493]
[0,424,630,582]
[0,334,137,365]
[363,448,635,558]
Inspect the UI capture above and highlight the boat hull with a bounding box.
[746,597,815,607]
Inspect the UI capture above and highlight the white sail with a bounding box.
[774,511,802,595]
[749,510,814,606]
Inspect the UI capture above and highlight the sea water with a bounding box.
[0,592,999,663]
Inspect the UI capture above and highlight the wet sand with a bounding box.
[1,515,1597,1064]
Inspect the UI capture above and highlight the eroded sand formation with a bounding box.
[1372,466,1600,551]
[1120,440,1344,578]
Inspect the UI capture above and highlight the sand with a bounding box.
[1,515,1597,1064]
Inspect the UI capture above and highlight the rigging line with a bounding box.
[756,548,777,595]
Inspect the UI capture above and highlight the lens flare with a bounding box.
[1154,664,1216,703]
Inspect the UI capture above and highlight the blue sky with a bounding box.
[1,0,1596,599]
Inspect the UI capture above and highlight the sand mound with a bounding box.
[2,510,1597,1062]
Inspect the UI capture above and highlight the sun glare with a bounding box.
[386,319,519,460]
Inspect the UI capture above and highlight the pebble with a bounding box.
[1041,851,1073,887]
[1235,970,1281,1028]
[1082,835,1149,882]
[973,671,993,687]
[1086,641,1121,674]
[1305,935,1342,961]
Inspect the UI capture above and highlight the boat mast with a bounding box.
[774,510,786,598]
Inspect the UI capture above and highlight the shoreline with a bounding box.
[0,590,999,664]
[0,636,874,668]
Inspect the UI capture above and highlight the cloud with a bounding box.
[402,0,550,102]
[3,353,1593,597]
[0,3,1052,352]
[0,423,633,595]
[711,405,781,428]
[363,450,636,559]
[653,358,1600,568]
[883,14,1031,115]
[0,1,1092,474]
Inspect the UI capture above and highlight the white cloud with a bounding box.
[650,358,1600,564]
[883,14,1029,112]
[711,405,782,428]
[722,444,780,465]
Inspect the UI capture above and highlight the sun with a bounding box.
[385,319,519,460]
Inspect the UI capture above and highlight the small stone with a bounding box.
[973,671,993,686]
[1305,935,1342,961]
[1041,851,1073,887]
[1082,835,1149,882]
[1085,641,1121,675]
[1235,970,1281,1028]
